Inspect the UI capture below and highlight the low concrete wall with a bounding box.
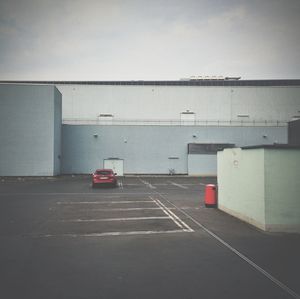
[217,148,266,230]
[264,149,300,232]
[218,147,300,233]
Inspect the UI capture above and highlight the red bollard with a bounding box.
[204,184,217,207]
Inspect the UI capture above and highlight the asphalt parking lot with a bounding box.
[0,176,299,299]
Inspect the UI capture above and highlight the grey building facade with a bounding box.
[0,84,62,176]
[0,80,299,176]
[61,125,287,175]
[288,119,300,146]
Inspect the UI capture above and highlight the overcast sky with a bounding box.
[0,0,300,80]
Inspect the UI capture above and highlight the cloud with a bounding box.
[0,0,300,80]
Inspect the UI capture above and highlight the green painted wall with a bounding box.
[218,147,300,232]
[264,150,300,232]
[217,148,266,229]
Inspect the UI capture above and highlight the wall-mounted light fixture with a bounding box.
[93,134,98,138]
[192,134,197,138]
[262,134,267,138]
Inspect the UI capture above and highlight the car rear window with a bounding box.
[96,170,112,175]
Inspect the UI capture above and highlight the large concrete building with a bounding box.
[0,84,61,176]
[1,79,300,176]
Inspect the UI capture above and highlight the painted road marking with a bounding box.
[40,229,191,238]
[138,179,156,189]
[92,207,162,211]
[60,216,170,222]
[118,181,124,189]
[154,191,300,299]
[168,181,188,189]
[0,192,160,196]
[47,192,194,240]
[123,183,141,186]
[151,197,183,229]
[151,197,194,232]
[56,200,154,205]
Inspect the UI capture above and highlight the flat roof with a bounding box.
[1,79,300,87]
[242,144,300,150]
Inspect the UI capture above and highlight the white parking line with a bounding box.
[138,178,156,189]
[41,229,190,238]
[118,181,124,189]
[151,196,194,232]
[60,216,170,222]
[154,191,300,299]
[168,181,188,189]
[48,190,194,240]
[0,192,158,196]
[92,207,162,211]
[56,200,154,205]
[153,199,184,229]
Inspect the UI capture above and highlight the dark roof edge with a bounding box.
[241,144,300,150]
[1,80,300,87]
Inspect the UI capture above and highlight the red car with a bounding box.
[92,169,118,188]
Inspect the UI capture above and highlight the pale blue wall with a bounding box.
[0,84,62,176]
[218,148,300,232]
[217,148,266,230]
[0,83,292,176]
[188,155,217,176]
[264,149,300,232]
[53,87,62,175]
[62,125,287,174]
[57,84,300,123]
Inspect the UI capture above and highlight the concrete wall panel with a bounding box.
[218,147,300,233]
[264,150,300,232]
[0,84,62,176]
[188,155,217,176]
[62,125,287,174]
[56,84,300,123]
[218,148,266,229]
[288,119,300,145]
[53,87,62,175]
